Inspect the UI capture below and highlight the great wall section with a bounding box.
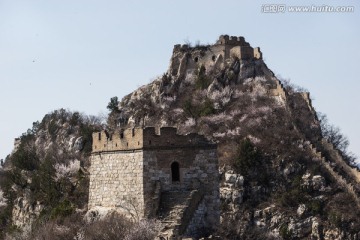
[88,127,220,239]
[308,140,360,209]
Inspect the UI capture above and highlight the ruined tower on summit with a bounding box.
[88,127,220,237]
[169,35,262,78]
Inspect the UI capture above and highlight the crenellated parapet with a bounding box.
[216,35,250,47]
[92,127,215,153]
[92,128,144,152]
[307,140,360,208]
[215,35,263,60]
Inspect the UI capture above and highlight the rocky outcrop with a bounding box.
[220,171,244,211]
[12,195,43,233]
[301,173,327,191]
[0,190,6,208]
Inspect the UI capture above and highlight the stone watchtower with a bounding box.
[88,127,220,237]
[170,35,262,78]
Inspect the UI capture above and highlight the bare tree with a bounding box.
[318,112,357,166]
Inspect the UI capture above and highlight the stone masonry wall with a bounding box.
[88,150,145,218]
[185,199,207,237]
[143,147,220,227]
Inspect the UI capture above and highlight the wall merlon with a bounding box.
[173,44,181,53]
[254,47,262,59]
[230,36,238,41]
[238,36,245,42]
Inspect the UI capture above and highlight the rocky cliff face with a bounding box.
[1,35,359,239]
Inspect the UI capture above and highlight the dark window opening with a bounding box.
[120,130,124,139]
[194,57,199,62]
[171,162,180,182]
[138,141,140,145]
[149,140,152,145]
[212,55,216,61]
[132,128,135,137]
[98,132,101,140]
[115,143,117,147]
[127,142,128,147]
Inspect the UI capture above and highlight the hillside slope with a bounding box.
[107,35,360,239]
[1,35,359,239]
[0,110,102,238]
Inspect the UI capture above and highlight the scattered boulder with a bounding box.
[297,204,307,217]
[12,196,44,233]
[220,171,245,209]
[73,136,84,151]
[224,171,244,188]
[302,173,326,191]
[311,217,321,240]
[84,207,116,223]
[312,175,326,191]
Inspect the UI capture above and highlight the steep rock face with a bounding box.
[220,171,244,211]
[12,196,43,233]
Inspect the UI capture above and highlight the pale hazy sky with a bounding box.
[0,0,359,162]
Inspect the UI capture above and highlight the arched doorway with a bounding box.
[171,162,180,182]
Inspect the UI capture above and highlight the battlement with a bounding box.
[92,128,144,153]
[216,35,250,47]
[92,127,215,153]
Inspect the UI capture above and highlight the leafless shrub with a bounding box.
[29,214,83,240]
[22,212,160,240]
[318,113,357,166]
[124,219,162,240]
[83,212,130,240]
[278,76,308,93]
[84,213,160,240]
[54,160,80,181]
